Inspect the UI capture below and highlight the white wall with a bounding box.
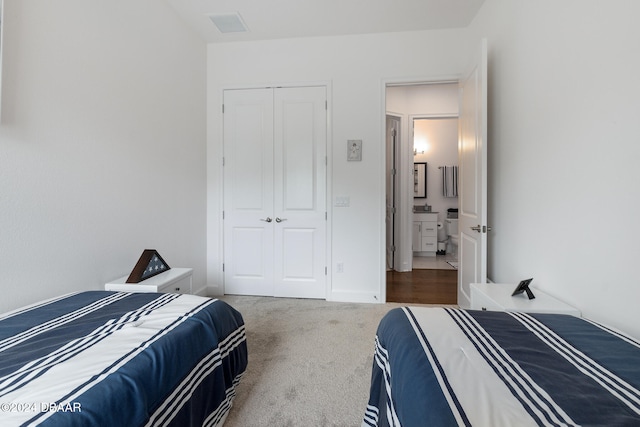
[0,0,207,311]
[469,0,640,338]
[207,31,470,301]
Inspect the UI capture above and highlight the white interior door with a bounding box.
[458,40,488,308]
[224,87,327,299]
[385,115,400,270]
[223,89,274,296]
[273,87,327,298]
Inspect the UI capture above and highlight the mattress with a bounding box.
[363,307,640,426]
[0,291,247,426]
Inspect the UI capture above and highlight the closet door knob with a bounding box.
[470,225,482,232]
[275,217,287,223]
[260,217,272,223]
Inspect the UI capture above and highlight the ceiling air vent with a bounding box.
[208,13,248,34]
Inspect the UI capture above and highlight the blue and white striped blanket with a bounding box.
[0,291,247,426]
[363,307,640,426]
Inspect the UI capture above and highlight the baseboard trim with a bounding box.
[328,290,382,304]
[203,284,224,298]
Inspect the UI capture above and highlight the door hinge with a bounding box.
[325,212,327,220]
[325,100,327,110]
[391,207,396,214]
[325,266,327,275]
[222,157,225,166]
[222,263,225,272]
[222,211,225,220]
[391,245,396,252]
[222,104,224,114]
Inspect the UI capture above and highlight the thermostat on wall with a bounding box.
[347,140,362,161]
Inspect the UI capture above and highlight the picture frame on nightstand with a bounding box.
[511,278,535,299]
[126,249,171,283]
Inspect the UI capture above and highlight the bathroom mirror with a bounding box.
[414,162,427,198]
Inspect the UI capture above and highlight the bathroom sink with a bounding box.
[413,206,432,213]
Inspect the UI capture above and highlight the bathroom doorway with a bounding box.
[385,83,459,305]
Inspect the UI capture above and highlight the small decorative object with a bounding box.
[126,249,171,283]
[347,139,362,161]
[511,278,535,300]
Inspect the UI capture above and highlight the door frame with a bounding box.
[220,81,333,298]
[380,77,461,303]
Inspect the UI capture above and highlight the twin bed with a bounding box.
[0,291,247,426]
[4,290,639,426]
[363,307,640,427]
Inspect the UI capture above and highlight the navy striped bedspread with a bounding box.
[0,291,247,426]
[363,307,640,427]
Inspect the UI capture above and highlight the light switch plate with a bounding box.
[335,196,350,207]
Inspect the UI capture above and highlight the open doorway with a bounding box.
[385,82,459,304]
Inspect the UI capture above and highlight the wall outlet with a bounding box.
[336,262,344,273]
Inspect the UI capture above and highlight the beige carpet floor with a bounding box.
[218,295,449,427]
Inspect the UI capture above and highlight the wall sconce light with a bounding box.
[413,138,428,156]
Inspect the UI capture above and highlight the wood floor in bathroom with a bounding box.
[386,269,457,305]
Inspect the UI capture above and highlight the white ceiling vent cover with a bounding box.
[209,13,249,33]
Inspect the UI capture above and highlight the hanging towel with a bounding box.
[442,166,458,198]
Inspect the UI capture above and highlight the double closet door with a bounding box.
[223,87,327,299]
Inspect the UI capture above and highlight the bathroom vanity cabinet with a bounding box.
[413,212,438,256]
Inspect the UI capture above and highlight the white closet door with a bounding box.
[223,88,275,296]
[223,86,327,298]
[273,87,327,298]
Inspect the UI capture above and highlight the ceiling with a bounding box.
[165,0,486,43]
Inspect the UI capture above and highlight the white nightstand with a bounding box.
[470,282,581,316]
[105,268,193,294]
